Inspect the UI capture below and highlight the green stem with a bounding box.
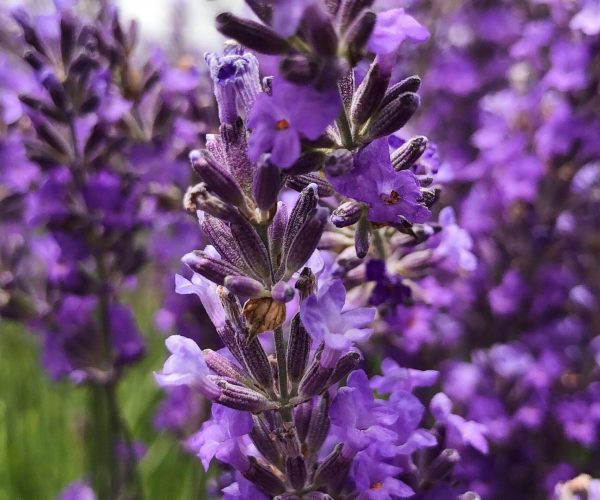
[336,107,354,149]
[273,326,291,421]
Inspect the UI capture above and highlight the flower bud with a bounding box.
[224,275,267,297]
[391,135,428,171]
[329,351,360,386]
[286,174,335,197]
[337,0,375,33]
[284,207,329,279]
[306,395,330,456]
[282,184,318,258]
[237,340,273,394]
[285,151,326,175]
[286,455,308,490]
[200,215,247,272]
[280,55,319,84]
[323,149,353,177]
[313,444,352,487]
[243,457,286,495]
[60,12,77,66]
[269,202,288,265]
[420,186,441,208]
[230,218,272,281]
[354,211,371,258]
[362,92,420,142]
[351,61,390,127]
[343,10,376,65]
[183,183,241,223]
[250,415,282,468]
[305,4,338,57]
[253,156,281,210]
[331,201,365,228]
[216,13,290,55]
[271,281,294,303]
[299,358,333,398]
[216,321,246,366]
[216,380,274,413]
[190,150,245,206]
[420,448,460,488]
[182,250,243,285]
[380,75,422,109]
[294,400,313,442]
[287,314,312,383]
[203,348,250,383]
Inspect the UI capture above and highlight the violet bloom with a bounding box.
[154,335,220,400]
[351,452,414,499]
[329,370,399,453]
[222,472,269,500]
[368,8,429,56]
[205,45,261,124]
[327,138,431,225]
[247,77,341,168]
[430,207,477,274]
[430,392,488,454]
[59,481,96,500]
[300,280,375,366]
[370,357,438,394]
[186,405,252,471]
[365,259,411,307]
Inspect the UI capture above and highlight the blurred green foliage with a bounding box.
[0,292,208,500]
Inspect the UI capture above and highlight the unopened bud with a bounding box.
[391,135,428,171]
[331,200,365,227]
[190,150,245,206]
[287,314,312,383]
[351,61,390,127]
[362,92,420,142]
[216,13,290,55]
[286,174,335,197]
[224,275,266,297]
[253,156,281,210]
[380,75,422,109]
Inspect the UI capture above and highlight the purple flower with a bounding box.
[222,472,269,500]
[370,357,438,394]
[59,481,96,500]
[351,452,414,498]
[300,280,375,364]
[327,138,431,225]
[154,386,201,432]
[368,8,429,56]
[175,268,226,329]
[247,77,341,168]
[488,270,528,316]
[186,405,252,471]
[205,45,261,124]
[430,392,488,454]
[330,370,398,453]
[570,1,600,36]
[154,335,220,400]
[365,260,411,307]
[431,207,477,274]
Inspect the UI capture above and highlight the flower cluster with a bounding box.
[156,1,483,497]
[0,2,209,496]
[387,0,600,496]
